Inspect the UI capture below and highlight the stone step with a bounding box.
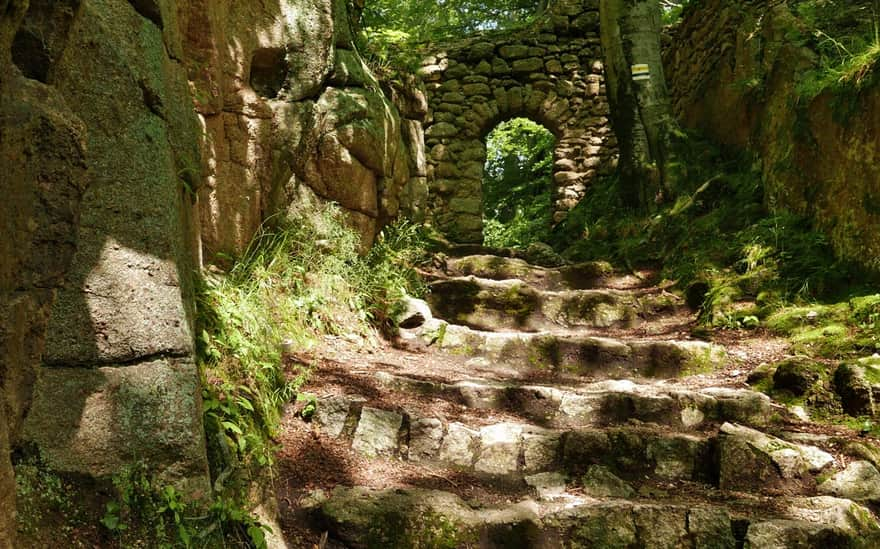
[310,396,713,483]
[427,276,679,332]
[310,486,879,549]
[416,321,727,380]
[441,254,616,291]
[309,394,841,499]
[372,371,786,431]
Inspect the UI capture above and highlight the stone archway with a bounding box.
[420,0,618,243]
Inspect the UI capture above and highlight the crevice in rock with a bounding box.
[11,29,51,82]
[138,78,165,119]
[43,350,192,369]
[11,0,80,83]
[250,47,289,99]
[127,0,163,29]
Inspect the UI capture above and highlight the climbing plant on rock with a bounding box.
[600,0,677,210]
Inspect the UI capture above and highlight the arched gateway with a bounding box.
[420,0,618,243]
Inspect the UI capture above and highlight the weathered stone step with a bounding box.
[373,371,785,431]
[427,276,678,332]
[440,254,616,291]
[417,321,727,380]
[313,401,714,484]
[309,393,842,499]
[310,486,879,549]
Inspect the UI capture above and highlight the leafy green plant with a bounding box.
[97,463,269,548]
[794,0,880,100]
[14,452,86,541]
[194,199,430,544]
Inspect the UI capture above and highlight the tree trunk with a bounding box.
[600,0,675,210]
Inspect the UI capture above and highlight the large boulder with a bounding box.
[271,84,411,250]
[13,0,210,499]
[834,359,880,416]
[718,423,834,493]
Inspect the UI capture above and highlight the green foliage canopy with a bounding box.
[357,0,548,70]
[482,118,555,247]
[360,0,548,41]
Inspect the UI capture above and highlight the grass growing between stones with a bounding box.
[184,204,430,546]
[793,0,880,101]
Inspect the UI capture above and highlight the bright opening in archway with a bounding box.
[482,118,556,248]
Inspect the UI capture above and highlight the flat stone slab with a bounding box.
[314,487,878,549]
[428,277,652,332]
[428,274,682,332]
[313,394,366,438]
[373,371,785,431]
[431,323,728,380]
[445,254,613,291]
[351,407,403,457]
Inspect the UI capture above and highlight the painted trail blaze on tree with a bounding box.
[600,0,675,210]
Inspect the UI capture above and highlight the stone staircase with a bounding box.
[287,247,880,548]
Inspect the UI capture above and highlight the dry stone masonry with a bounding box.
[420,0,618,242]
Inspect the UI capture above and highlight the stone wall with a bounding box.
[665,0,880,272]
[420,0,617,243]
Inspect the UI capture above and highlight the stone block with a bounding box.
[462,83,491,96]
[476,423,523,475]
[426,122,459,138]
[499,45,529,59]
[512,57,545,73]
[409,418,444,461]
[439,422,478,467]
[23,359,210,497]
[352,407,403,458]
[523,432,560,473]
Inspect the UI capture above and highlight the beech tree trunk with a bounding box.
[600,0,675,210]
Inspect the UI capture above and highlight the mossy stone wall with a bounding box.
[665,0,880,272]
[420,0,618,243]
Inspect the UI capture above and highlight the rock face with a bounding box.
[10,0,211,499]
[1,1,89,544]
[665,0,880,273]
[184,0,426,255]
[3,0,419,521]
[421,0,618,242]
